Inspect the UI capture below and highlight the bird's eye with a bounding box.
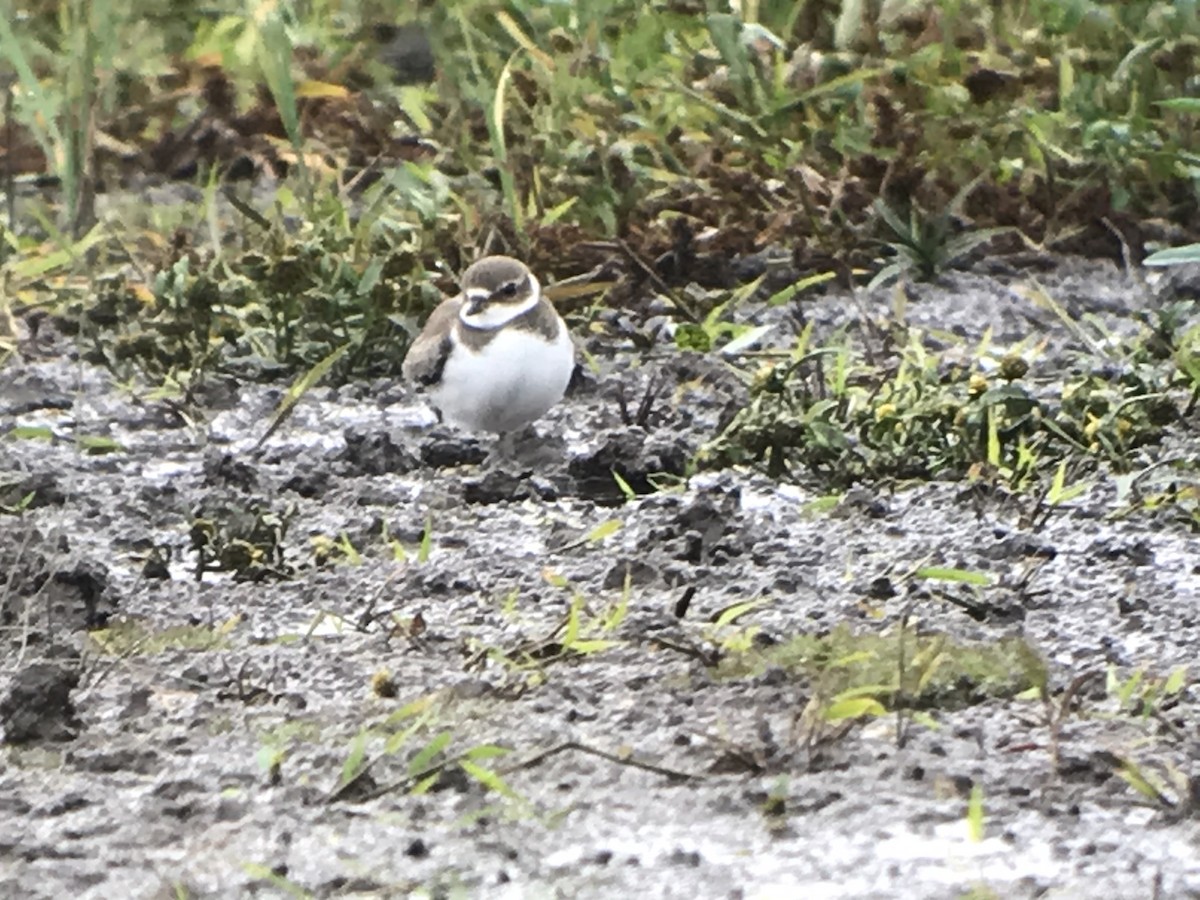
[499,281,518,298]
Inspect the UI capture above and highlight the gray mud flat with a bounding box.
[2,259,1199,899]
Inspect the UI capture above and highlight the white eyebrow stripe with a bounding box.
[465,288,491,302]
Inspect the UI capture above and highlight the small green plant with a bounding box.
[534,570,629,659]
[255,743,286,785]
[65,196,441,391]
[0,0,109,232]
[466,571,631,686]
[1108,751,1192,812]
[381,513,434,564]
[701,599,770,658]
[382,516,435,564]
[1145,243,1200,266]
[1106,664,1188,719]
[330,695,522,809]
[870,195,1012,288]
[673,274,779,353]
[241,863,311,899]
[966,783,986,842]
[87,616,241,656]
[714,619,1047,712]
[958,885,1002,900]
[309,531,362,568]
[189,502,297,582]
[760,775,790,830]
[0,489,35,516]
[254,343,353,450]
[700,309,1189,492]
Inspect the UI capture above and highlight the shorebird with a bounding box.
[402,256,575,434]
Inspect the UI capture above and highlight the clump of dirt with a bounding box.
[1,661,82,744]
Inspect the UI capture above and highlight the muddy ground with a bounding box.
[2,257,1199,899]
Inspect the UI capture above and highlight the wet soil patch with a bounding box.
[1,259,1199,899]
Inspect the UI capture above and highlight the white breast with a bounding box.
[431,321,575,434]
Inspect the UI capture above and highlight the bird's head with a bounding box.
[459,256,540,329]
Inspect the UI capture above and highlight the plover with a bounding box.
[402,255,576,434]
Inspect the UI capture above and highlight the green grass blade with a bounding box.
[254,343,352,450]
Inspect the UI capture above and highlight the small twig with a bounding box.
[463,612,571,671]
[216,657,277,704]
[1100,216,1134,273]
[578,239,701,324]
[329,746,477,804]
[1022,478,1055,532]
[1012,558,1050,607]
[330,739,697,806]
[221,188,273,230]
[894,552,936,584]
[614,370,664,429]
[78,627,155,694]
[1052,669,1104,726]
[646,634,719,667]
[634,371,663,427]
[1047,668,1104,770]
[894,601,914,749]
[1097,750,1177,811]
[929,587,992,621]
[673,585,696,619]
[1150,707,1187,743]
[338,150,387,197]
[501,740,698,782]
[548,532,601,557]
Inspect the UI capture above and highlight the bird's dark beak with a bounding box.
[464,290,489,316]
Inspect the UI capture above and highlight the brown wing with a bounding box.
[402,296,462,386]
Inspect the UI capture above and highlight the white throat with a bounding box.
[458,275,542,330]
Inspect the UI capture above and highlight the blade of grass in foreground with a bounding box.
[254,343,352,451]
[913,567,993,586]
[1144,244,1200,266]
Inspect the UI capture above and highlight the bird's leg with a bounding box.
[492,430,518,463]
